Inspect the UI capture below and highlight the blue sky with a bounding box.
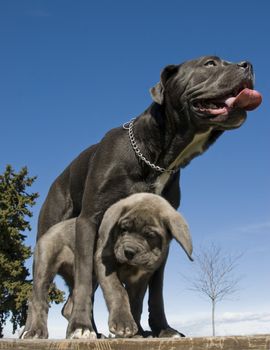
[1,0,269,338]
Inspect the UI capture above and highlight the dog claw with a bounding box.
[125,328,131,335]
[20,331,28,339]
[20,329,48,339]
[158,327,185,338]
[109,322,138,338]
[69,328,97,339]
[109,326,116,333]
[171,333,182,338]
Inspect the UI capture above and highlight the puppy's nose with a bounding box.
[124,248,135,260]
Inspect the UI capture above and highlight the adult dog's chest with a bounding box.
[154,129,213,195]
[118,265,151,285]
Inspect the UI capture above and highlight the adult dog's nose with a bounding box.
[237,61,253,74]
[124,248,136,260]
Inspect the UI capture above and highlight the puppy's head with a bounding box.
[113,207,169,270]
[98,193,193,272]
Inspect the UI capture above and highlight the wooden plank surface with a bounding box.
[0,335,270,350]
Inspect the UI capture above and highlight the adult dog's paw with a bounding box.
[158,327,185,338]
[66,312,96,339]
[109,310,138,338]
[68,328,97,339]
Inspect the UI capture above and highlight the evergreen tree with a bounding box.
[0,165,64,337]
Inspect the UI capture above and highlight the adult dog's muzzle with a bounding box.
[154,56,262,130]
[191,60,261,126]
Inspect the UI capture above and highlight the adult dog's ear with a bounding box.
[150,64,178,104]
[166,211,193,261]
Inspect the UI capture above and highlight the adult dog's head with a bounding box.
[151,56,262,130]
[98,193,192,272]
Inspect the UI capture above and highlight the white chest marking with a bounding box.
[154,129,213,195]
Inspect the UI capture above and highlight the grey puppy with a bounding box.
[95,193,192,338]
[22,193,192,338]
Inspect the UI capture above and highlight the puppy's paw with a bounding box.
[158,327,185,338]
[20,327,48,339]
[68,328,97,339]
[109,311,138,338]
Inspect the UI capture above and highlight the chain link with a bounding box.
[123,119,178,174]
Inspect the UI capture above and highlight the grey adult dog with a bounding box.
[21,55,262,339]
[22,193,192,338]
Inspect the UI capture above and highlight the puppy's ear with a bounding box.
[150,64,178,104]
[166,211,193,261]
[98,200,127,244]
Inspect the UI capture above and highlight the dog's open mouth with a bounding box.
[193,87,262,117]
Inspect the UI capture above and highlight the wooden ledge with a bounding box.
[1,335,270,350]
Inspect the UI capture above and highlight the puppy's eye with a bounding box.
[146,231,157,239]
[145,231,162,250]
[119,220,130,231]
[204,60,217,67]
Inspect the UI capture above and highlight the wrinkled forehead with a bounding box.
[120,209,162,229]
[173,55,235,88]
[181,55,230,67]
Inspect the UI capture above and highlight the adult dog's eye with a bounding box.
[204,60,217,67]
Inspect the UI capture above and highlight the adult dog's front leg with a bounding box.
[66,216,96,339]
[148,260,184,338]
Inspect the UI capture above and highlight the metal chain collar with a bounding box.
[123,119,178,174]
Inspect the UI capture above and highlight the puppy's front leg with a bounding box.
[95,246,138,337]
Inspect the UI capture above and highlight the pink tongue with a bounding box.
[225,88,262,111]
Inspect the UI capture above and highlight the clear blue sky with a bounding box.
[1,0,269,338]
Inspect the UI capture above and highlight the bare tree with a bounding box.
[185,244,242,336]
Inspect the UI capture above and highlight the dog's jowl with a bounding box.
[21,56,262,339]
